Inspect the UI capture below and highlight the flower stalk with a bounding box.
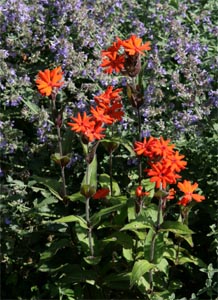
[85,196,94,257]
[109,150,113,196]
[51,92,67,202]
[149,188,163,291]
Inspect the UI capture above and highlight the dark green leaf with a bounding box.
[91,203,124,227]
[31,175,62,201]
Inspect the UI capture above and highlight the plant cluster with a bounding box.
[1,1,217,300]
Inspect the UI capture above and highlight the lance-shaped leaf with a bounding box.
[99,173,120,196]
[130,260,155,287]
[178,255,206,267]
[120,138,136,156]
[81,154,97,190]
[121,214,155,232]
[103,272,131,289]
[31,175,62,201]
[90,203,124,227]
[180,234,194,247]
[120,220,154,232]
[160,221,194,235]
[68,192,86,203]
[53,215,87,229]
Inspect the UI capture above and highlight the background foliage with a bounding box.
[0,0,217,299]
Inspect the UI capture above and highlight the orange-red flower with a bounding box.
[101,39,122,57]
[100,35,151,74]
[85,122,106,142]
[36,66,64,96]
[101,53,125,74]
[105,102,124,122]
[134,136,157,158]
[68,112,94,133]
[94,86,124,122]
[68,112,105,142]
[151,136,175,158]
[163,151,187,172]
[121,35,151,56]
[93,188,110,199]
[101,39,125,74]
[90,106,114,124]
[146,162,180,189]
[94,86,122,106]
[177,180,205,206]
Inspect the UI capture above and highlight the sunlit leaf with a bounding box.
[99,173,120,196]
[68,192,86,203]
[130,260,155,287]
[53,215,87,229]
[160,221,194,235]
[84,256,101,265]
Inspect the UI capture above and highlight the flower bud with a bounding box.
[80,184,96,198]
[102,140,120,153]
[123,53,141,77]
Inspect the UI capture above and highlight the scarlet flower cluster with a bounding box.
[68,86,123,142]
[134,136,205,206]
[101,35,151,74]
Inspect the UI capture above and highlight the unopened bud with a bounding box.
[80,184,96,198]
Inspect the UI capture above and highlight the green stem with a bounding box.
[56,126,67,198]
[137,107,142,141]
[86,197,94,257]
[175,208,189,264]
[109,150,113,196]
[149,194,163,291]
[136,106,143,214]
[51,94,67,200]
[175,239,181,265]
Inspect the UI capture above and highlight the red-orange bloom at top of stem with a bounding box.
[177,180,205,206]
[85,121,106,142]
[151,136,175,158]
[90,106,114,124]
[146,162,180,190]
[134,136,157,158]
[68,112,106,142]
[94,86,122,105]
[163,151,187,172]
[101,39,122,57]
[36,66,64,96]
[100,53,125,74]
[67,112,94,133]
[121,35,151,56]
[94,86,124,122]
[101,39,125,74]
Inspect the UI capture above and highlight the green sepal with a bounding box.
[51,153,71,167]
